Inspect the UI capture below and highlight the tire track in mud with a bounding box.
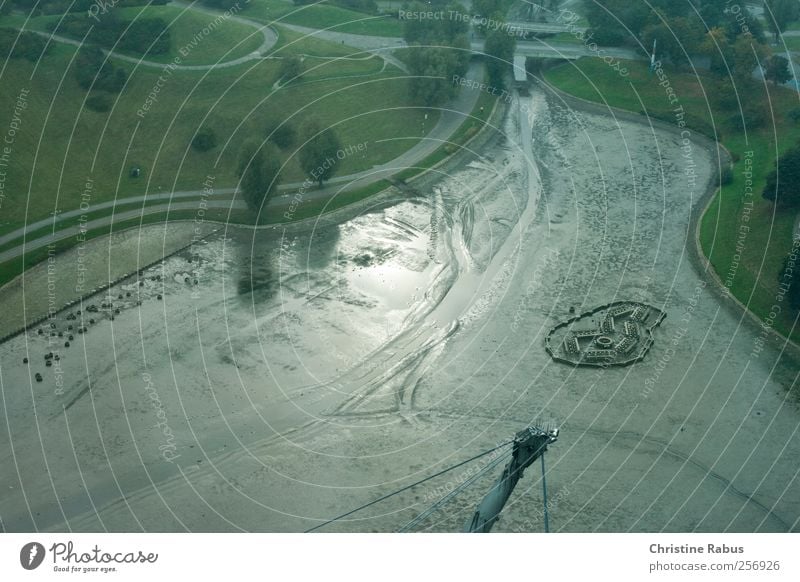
[311,92,543,424]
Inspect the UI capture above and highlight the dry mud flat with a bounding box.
[1,85,799,532]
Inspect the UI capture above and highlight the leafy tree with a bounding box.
[75,46,127,93]
[237,141,282,212]
[85,93,112,113]
[728,99,769,131]
[440,2,470,41]
[299,119,342,186]
[280,55,304,83]
[484,26,516,90]
[765,54,793,85]
[763,144,800,207]
[694,0,730,30]
[266,119,296,149]
[641,16,704,66]
[701,26,734,75]
[779,252,800,310]
[333,0,378,13]
[0,28,49,61]
[720,8,767,44]
[54,14,171,55]
[472,0,505,18]
[731,34,769,82]
[191,127,218,152]
[581,0,650,45]
[764,0,800,42]
[407,42,468,106]
[403,1,468,44]
[202,0,241,9]
[401,1,469,107]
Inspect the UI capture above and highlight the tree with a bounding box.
[237,141,282,212]
[641,16,704,67]
[701,26,733,75]
[0,29,49,62]
[765,54,793,85]
[763,144,800,207]
[764,0,800,42]
[299,119,342,186]
[404,1,468,44]
[472,0,504,18]
[407,43,467,106]
[731,34,769,82]
[779,253,800,310]
[85,93,112,113]
[266,119,296,149]
[191,127,218,152]
[484,26,516,90]
[280,55,304,84]
[202,0,241,9]
[581,0,651,45]
[728,99,769,131]
[75,46,127,93]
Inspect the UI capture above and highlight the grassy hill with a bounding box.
[0,24,435,233]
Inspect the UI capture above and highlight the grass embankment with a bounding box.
[0,57,492,287]
[0,28,435,233]
[544,58,800,342]
[243,0,403,37]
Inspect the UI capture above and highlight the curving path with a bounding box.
[0,59,483,264]
[4,0,622,267]
[31,13,277,71]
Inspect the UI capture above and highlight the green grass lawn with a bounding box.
[0,28,436,232]
[243,0,403,37]
[6,5,266,66]
[545,58,800,342]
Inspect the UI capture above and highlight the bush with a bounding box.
[191,127,218,152]
[789,108,800,123]
[728,102,768,132]
[75,46,127,93]
[280,55,304,83]
[642,109,720,141]
[332,0,378,13]
[0,28,49,61]
[16,0,163,15]
[85,93,113,112]
[53,15,171,56]
[763,144,800,207]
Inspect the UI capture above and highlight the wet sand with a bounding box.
[0,82,798,533]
